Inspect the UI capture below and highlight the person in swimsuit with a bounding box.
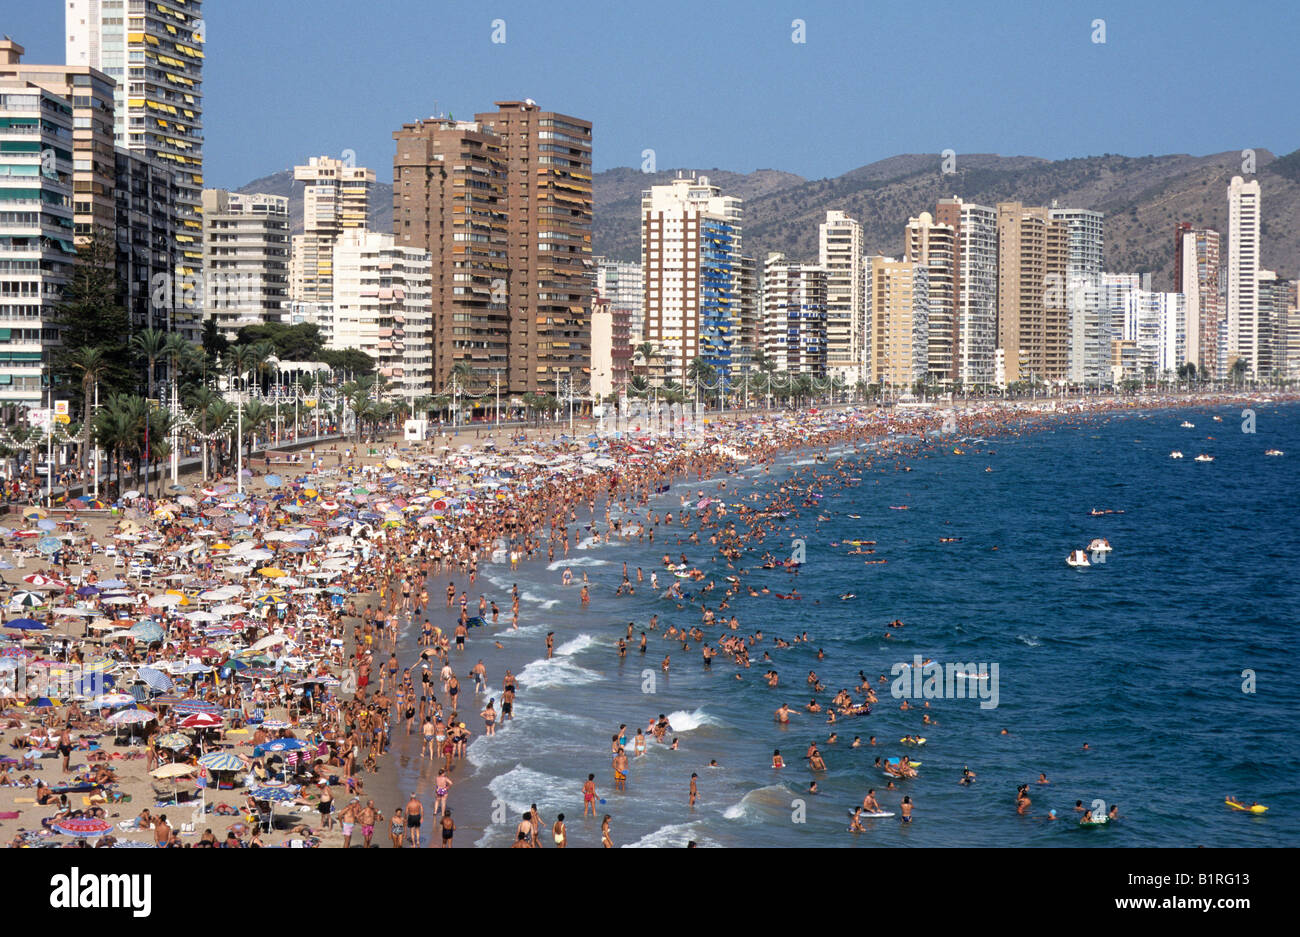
[901,796,913,823]
[601,814,613,848]
[405,794,423,847]
[389,808,404,848]
[552,813,567,848]
[440,809,454,848]
[434,770,453,816]
[583,774,598,817]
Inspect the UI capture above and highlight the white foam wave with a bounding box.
[515,656,602,689]
[486,764,574,815]
[664,707,720,732]
[546,556,610,570]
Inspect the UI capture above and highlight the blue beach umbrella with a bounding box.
[197,751,245,772]
[4,618,46,630]
[137,667,173,692]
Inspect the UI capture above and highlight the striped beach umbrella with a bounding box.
[178,712,223,729]
[155,733,191,750]
[107,708,157,726]
[197,751,245,772]
[137,667,173,692]
[171,699,222,716]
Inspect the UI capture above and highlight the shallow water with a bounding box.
[399,403,1300,847]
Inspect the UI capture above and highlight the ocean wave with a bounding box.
[622,820,716,848]
[723,784,795,822]
[665,707,722,732]
[546,557,610,571]
[486,764,574,815]
[515,656,602,689]
[555,633,597,657]
[1017,634,1041,647]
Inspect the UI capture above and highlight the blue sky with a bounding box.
[7,0,1297,187]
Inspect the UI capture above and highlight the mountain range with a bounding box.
[236,148,1300,291]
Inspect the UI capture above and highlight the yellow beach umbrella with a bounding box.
[258,567,287,578]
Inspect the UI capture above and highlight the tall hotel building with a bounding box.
[1174,223,1222,379]
[201,189,289,338]
[1050,207,1106,385]
[1226,175,1261,375]
[595,258,644,344]
[474,102,592,396]
[395,102,592,396]
[641,175,742,386]
[761,253,827,375]
[67,0,204,333]
[292,155,374,305]
[996,203,1069,384]
[904,211,957,383]
[935,198,997,386]
[0,74,75,405]
[818,211,865,382]
[866,256,929,389]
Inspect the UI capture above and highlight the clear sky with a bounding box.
[7,0,1297,187]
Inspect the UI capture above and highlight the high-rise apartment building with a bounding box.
[818,211,865,383]
[67,0,204,290]
[996,203,1069,384]
[935,198,997,387]
[291,155,374,306]
[641,175,742,385]
[1256,270,1289,379]
[761,253,827,375]
[1175,223,1222,379]
[1050,207,1106,385]
[0,77,76,405]
[393,118,507,391]
[330,230,432,402]
[201,190,289,339]
[1227,175,1261,375]
[590,295,631,402]
[904,211,957,384]
[866,256,929,389]
[474,101,592,396]
[595,258,643,345]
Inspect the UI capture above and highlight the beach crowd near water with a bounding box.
[0,390,1291,848]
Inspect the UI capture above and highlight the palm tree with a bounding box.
[93,395,137,498]
[633,342,659,380]
[185,385,220,481]
[65,346,109,472]
[241,400,272,460]
[130,328,168,401]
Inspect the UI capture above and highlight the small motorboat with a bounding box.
[1066,549,1091,568]
[1169,451,1183,459]
[1180,421,1195,428]
[1212,416,1223,422]
[1194,454,1214,463]
[1265,449,1283,457]
[1087,538,1112,554]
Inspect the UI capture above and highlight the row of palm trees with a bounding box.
[33,330,379,499]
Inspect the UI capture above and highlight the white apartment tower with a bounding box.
[640,175,742,385]
[904,211,957,384]
[818,211,865,383]
[201,190,290,339]
[1227,176,1262,375]
[292,155,375,304]
[1050,207,1106,385]
[67,0,204,285]
[761,253,828,375]
[330,230,432,403]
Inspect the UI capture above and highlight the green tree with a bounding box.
[65,346,109,471]
[50,232,132,395]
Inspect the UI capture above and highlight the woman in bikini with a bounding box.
[434,770,453,816]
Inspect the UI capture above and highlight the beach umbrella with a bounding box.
[4,617,46,630]
[98,579,128,589]
[178,712,223,729]
[259,719,292,731]
[128,621,165,643]
[250,785,297,802]
[197,751,245,773]
[54,817,113,838]
[75,585,101,597]
[137,667,173,692]
[90,693,136,708]
[151,762,197,778]
[154,733,191,751]
[172,699,222,716]
[22,573,67,591]
[260,737,307,752]
[8,592,45,608]
[107,708,156,726]
[148,593,184,609]
[150,694,182,708]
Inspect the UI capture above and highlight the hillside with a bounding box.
[237,150,1300,289]
[593,150,1300,288]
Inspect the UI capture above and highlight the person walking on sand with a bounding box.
[405,793,424,848]
[440,809,455,848]
[434,769,453,816]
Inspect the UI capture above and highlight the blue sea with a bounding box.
[397,402,1300,847]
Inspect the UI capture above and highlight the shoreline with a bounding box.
[359,391,1296,848]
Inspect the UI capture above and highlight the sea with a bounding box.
[388,401,1300,847]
